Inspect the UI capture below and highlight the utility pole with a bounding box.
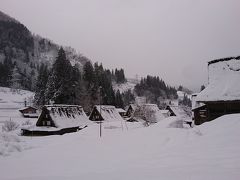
[99,86,102,137]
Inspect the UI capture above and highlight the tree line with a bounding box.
[0,58,36,90]
[34,48,131,112]
[134,75,178,105]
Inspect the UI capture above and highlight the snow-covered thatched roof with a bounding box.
[167,106,183,116]
[197,57,240,102]
[19,106,37,111]
[159,110,170,114]
[94,105,124,121]
[129,104,137,110]
[42,105,90,128]
[191,93,205,110]
[116,108,126,113]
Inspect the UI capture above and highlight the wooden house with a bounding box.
[165,105,178,116]
[36,105,90,128]
[125,104,137,117]
[194,57,240,125]
[19,106,38,118]
[165,105,190,118]
[89,105,124,122]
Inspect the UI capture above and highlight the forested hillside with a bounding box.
[135,76,178,104]
[0,10,89,91]
[34,48,129,112]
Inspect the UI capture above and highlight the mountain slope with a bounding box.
[0,10,90,90]
[0,11,19,23]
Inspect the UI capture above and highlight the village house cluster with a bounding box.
[19,57,240,136]
[20,96,187,136]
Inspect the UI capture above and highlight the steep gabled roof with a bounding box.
[116,108,126,113]
[166,106,183,116]
[93,105,124,121]
[38,105,90,128]
[19,106,37,112]
[159,110,170,114]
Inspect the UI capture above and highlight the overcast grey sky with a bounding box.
[1,0,240,91]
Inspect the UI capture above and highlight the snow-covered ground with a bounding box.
[0,114,240,180]
[0,87,36,124]
[0,87,34,109]
[0,87,37,156]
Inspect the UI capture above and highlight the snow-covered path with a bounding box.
[1,115,240,180]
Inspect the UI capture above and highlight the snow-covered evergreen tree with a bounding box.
[115,90,124,108]
[45,47,73,104]
[10,65,22,89]
[34,63,49,106]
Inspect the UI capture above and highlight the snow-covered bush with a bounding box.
[22,120,32,126]
[0,133,27,156]
[2,120,19,132]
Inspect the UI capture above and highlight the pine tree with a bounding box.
[178,85,183,91]
[10,65,22,89]
[134,75,177,104]
[115,90,124,108]
[122,89,135,107]
[34,64,49,106]
[83,61,94,87]
[45,47,73,104]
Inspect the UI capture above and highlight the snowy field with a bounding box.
[0,87,37,158]
[0,115,240,180]
[0,87,240,180]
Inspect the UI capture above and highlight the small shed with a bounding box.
[36,105,90,128]
[89,105,124,122]
[125,104,137,117]
[165,105,178,116]
[165,105,190,118]
[19,106,38,118]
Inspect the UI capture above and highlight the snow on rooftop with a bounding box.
[18,106,37,111]
[129,104,137,110]
[45,105,90,128]
[159,110,170,114]
[191,93,205,110]
[95,105,124,122]
[116,108,126,113]
[197,58,240,102]
[167,105,189,118]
